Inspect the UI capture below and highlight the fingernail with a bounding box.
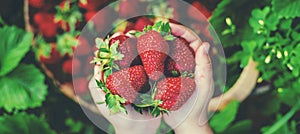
[203,42,210,55]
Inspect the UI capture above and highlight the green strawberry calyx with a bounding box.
[130,21,176,41]
[96,80,128,114]
[91,37,128,114]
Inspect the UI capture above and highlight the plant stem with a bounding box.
[264,100,300,134]
[151,82,157,100]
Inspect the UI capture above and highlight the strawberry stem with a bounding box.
[151,82,157,100]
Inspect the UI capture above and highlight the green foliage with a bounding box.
[0,26,47,112]
[272,0,300,19]
[210,0,300,133]
[56,33,79,55]
[0,113,55,134]
[0,64,48,112]
[0,26,33,76]
[209,100,240,133]
[55,0,82,32]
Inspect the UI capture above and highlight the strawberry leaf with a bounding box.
[0,113,55,134]
[0,64,48,112]
[0,26,33,76]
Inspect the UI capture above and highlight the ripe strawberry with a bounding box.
[137,31,169,81]
[33,12,54,25]
[73,77,89,94]
[40,44,61,64]
[109,35,138,69]
[29,0,44,8]
[155,77,196,111]
[134,17,153,31]
[106,65,147,104]
[188,1,212,21]
[166,38,195,76]
[75,37,91,56]
[63,58,81,75]
[39,22,57,38]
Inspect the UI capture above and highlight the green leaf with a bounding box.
[210,0,268,47]
[272,0,300,18]
[0,113,55,134]
[0,26,33,76]
[209,100,240,133]
[0,64,48,112]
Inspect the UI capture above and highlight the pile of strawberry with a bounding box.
[92,21,196,116]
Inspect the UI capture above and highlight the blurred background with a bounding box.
[0,0,299,133]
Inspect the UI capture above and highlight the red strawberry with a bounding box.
[29,0,44,8]
[155,77,196,111]
[188,1,212,21]
[39,22,57,38]
[63,58,81,75]
[73,77,89,94]
[75,37,91,56]
[40,44,61,64]
[166,38,195,76]
[137,31,169,81]
[134,17,153,31]
[33,12,54,25]
[109,35,138,69]
[106,65,147,104]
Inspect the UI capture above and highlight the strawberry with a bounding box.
[75,37,91,56]
[39,22,57,38]
[106,65,147,104]
[34,12,57,38]
[109,35,138,69]
[40,44,61,64]
[33,12,54,25]
[188,1,212,21]
[73,77,89,94]
[155,77,196,111]
[134,17,153,31]
[29,0,44,8]
[166,38,195,76]
[137,30,169,81]
[63,58,81,75]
